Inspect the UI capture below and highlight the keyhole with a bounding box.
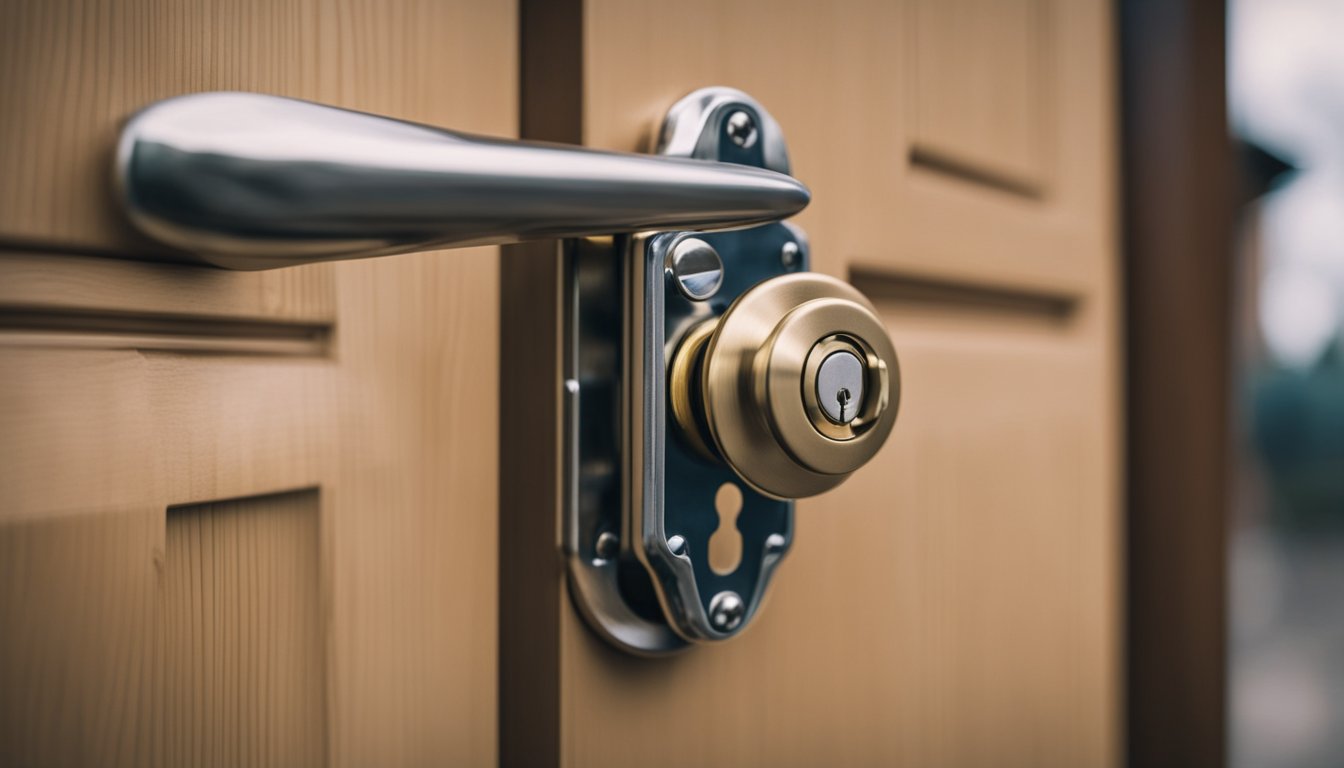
[709,482,744,575]
[836,386,852,421]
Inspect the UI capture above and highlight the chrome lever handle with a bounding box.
[115,92,810,270]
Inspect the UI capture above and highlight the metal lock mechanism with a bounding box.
[565,88,902,654]
[669,271,898,499]
[110,83,898,657]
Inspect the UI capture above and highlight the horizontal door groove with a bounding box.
[909,145,1046,199]
[0,306,331,357]
[850,267,1078,325]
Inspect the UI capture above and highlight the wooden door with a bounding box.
[504,1,1120,766]
[2,1,1117,765]
[0,1,512,765]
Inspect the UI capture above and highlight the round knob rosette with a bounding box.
[669,273,901,499]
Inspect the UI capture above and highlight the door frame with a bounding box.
[1121,1,1232,765]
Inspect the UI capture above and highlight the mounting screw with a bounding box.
[724,110,758,149]
[708,591,746,633]
[668,237,724,301]
[765,533,787,555]
[667,534,688,557]
[780,241,801,270]
[594,531,619,562]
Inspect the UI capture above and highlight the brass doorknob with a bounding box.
[669,273,901,499]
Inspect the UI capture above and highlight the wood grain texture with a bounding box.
[162,491,326,768]
[0,0,513,764]
[529,1,1121,766]
[909,0,1052,196]
[581,0,1112,296]
[558,308,1114,768]
[0,0,515,253]
[0,251,335,355]
[0,509,162,766]
[0,251,335,324]
[0,254,505,768]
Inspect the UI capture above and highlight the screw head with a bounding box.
[594,531,619,562]
[666,534,687,557]
[724,110,759,149]
[708,591,746,633]
[765,533,787,555]
[668,237,724,301]
[780,241,801,270]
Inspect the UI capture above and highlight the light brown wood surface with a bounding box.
[161,491,327,767]
[0,0,513,765]
[2,0,1119,764]
[0,0,514,253]
[529,1,1120,766]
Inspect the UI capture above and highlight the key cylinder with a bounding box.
[668,272,901,499]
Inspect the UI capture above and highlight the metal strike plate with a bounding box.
[564,88,808,654]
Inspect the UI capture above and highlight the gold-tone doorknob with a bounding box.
[669,273,900,499]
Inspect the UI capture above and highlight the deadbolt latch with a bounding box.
[565,87,902,654]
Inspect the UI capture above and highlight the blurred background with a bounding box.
[1228,0,1344,766]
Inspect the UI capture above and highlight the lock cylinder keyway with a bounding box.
[669,273,900,500]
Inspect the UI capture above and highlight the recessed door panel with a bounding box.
[0,2,512,764]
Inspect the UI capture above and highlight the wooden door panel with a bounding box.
[1,508,161,765]
[0,1,512,764]
[895,0,1113,296]
[3,0,1118,763]
[2,494,330,768]
[0,255,503,767]
[909,0,1052,196]
[0,0,515,252]
[583,0,1111,291]
[555,303,1114,768]
[0,254,335,328]
[162,490,327,768]
[534,1,1119,766]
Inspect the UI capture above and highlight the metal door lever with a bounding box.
[116,92,810,270]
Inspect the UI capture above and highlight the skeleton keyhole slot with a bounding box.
[709,482,744,575]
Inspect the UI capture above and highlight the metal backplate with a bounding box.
[565,87,807,654]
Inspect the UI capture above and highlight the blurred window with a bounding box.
[1229,1,1344,766]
